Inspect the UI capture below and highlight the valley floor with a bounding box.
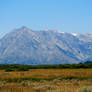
[0,69,92,92]
[0,69,92,79]
[0,79,92,92]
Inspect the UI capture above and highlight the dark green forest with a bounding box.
[0,61,91,71]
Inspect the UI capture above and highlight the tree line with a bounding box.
[0,61,91,71]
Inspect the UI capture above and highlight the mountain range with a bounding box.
[0,26,92,65]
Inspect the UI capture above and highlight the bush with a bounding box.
[5,68,14,72]
[17,67,29,71]
[77,86,92,92]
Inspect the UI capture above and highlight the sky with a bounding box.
[0,0,92,38]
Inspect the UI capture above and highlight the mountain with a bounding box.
[0,26,92,65]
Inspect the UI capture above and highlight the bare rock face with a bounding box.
[0,26,92,65]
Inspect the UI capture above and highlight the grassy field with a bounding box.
[0,69,92,92]
[0,69,92,79]
[0,80,92,92]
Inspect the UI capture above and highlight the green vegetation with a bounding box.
[77,86,92,92]
[0,76,92,83]
[0,61,91,72]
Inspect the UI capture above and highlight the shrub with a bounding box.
[5,68,14,72]
[77,86,92,92]
[0,81,6,89]
[20,80,32,87]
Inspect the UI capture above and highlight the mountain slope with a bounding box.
[0,26,92,65]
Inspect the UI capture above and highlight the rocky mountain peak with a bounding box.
[0,27,92,65]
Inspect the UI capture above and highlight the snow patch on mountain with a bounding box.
[71,33,78,36]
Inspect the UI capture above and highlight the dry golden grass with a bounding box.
[0,69,92,92]
[0,79,92,92]
[0,69,92,79]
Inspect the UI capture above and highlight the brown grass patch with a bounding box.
[0,69,92,79]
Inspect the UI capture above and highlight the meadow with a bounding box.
[0,69,92,79]
[0,69,92,92]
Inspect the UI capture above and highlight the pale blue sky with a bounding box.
[0,0,92,38]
